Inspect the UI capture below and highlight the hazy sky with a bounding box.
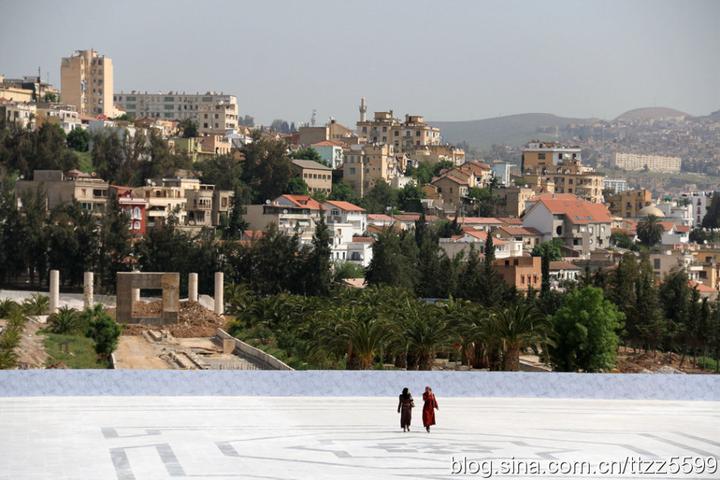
[1,0,718,125]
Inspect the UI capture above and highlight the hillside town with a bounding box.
[1,49,720,375]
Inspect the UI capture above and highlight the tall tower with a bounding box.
[359,97,367,122]
[60,49,114,116]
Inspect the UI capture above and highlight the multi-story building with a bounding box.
[356,110,441,153]
[311,140,345,169]
[608,189,653,218]
[60,49,114,116]
[111,186,148,236]
[523,193,612,255]
[322,200,372,266]
[611,152,681,173]
[657,200,693,227]
[15,170,108,214]
[682,191,713,226]
[604,178,629,194]
[133,177,232,228]
[342,143,406,196]
[412,144,465,166]
[0,100,36,129]
[520,141,604,203]
[431,161,492,212]
[36,104,81,134]
[439,230,523,260]
[298,119,357,146]
[113,91,238,132]
[197,134,231,160]
[493,256,542,292]
[245,195,323,245]
[291,159,332,195]
[494,186,536,217]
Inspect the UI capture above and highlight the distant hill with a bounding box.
[615,107,689,122]
[432,113,596,149]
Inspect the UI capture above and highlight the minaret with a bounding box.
[359,97,367,122]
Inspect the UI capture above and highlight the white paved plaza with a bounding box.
[1,396,718,479]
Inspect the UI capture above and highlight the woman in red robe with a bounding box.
[422,386,439,432]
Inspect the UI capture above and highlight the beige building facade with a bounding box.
[608,189,653,218]
[343,143,405,196]
[114,91,238,133]
[60,49,114,116]
[15,170,109,214]
[291,159,332,194]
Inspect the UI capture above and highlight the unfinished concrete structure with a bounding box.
[116,272,179,325]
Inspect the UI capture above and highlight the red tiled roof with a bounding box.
[392,214,422,222]
[498,226,542,236]
[367,213,394,222]
[690,280,716,293]
[675,225,690,233]
[534,195,612,224]
[324,200,365,212]
[352,236,374,243]
[449,216,502,225]
[312,140,345,147]
[497,217,523,225]
[549,260,581,271]
[279,194,322,210]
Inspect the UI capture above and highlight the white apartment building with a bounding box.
[603,178,629,194]
[322,200,372,266]
[682,191,714,227]
[611,152,681,173]
[113,91,238,133]
[0,100,36,129]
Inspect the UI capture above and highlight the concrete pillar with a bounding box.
[132,288,140,303]
[214,272,224,315]
[49,269,60,314]
[188,273,198,302]
[83,271,94,310]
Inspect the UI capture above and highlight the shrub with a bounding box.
[47,306,80,334]
[22,294,49,315]
[86,312,122,359]
[0,299,21,318]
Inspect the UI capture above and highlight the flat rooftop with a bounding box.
[1,395,717,479]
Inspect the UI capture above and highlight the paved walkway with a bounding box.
[1,396,717,479]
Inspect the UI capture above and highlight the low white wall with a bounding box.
[0,371,718,399]
[215,329,293,371]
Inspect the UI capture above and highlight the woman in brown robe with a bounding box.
[397,387,414,432]
[422,386,439,433]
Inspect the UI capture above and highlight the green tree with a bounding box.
[701,192,720,228]
[637,215,663,247]
[360,180,398,214]
[466,187,497,216]
[292,146,322,162]
[179,119,198,138]
[304,216,332,296]
[366,229,417,291]
[532,239,563,295]
[329,181,360,204]
[96,195,132,291]
[490,304,552,371]
[66,128,90,152]
[86,311,121,360]
[610,231,637,250]
[194,154,245,190]
[222,188,249,240]
[550,286,624,372]
[287,177,309,195]
[398,183,424,213]
[241,132,292,203]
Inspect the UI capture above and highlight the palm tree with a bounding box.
[637,214,663,247]
[490,304,553,371]
[401,301,451,370]
[327,305,392,370]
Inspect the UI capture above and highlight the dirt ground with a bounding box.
[109,300,228,337]
[615,347,712,374]
[114,336,170,369]
[16,319,48,369]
